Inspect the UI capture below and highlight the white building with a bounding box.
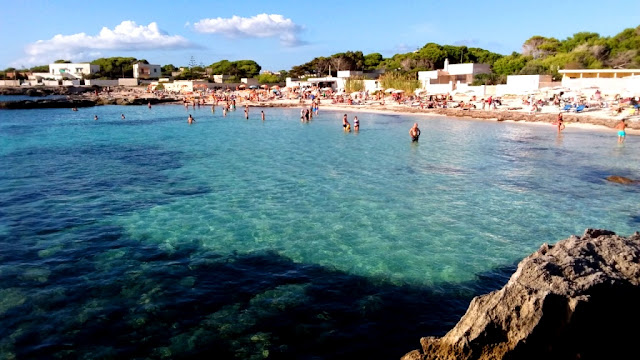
[133,63,161,79]
[418,59,491,93]
[213,74,232,83]
[157,80,211,93]
[502,75,553,94]
[558,69,640,95]
[48,63,100,79]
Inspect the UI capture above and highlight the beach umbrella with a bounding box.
[260,84,269,89]
[393,89,404,94]
[271,85,280,90]
[238,84,246,89]
[384,88,395,93]
[249,85,259,89]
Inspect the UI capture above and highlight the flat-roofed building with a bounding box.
[559,69,640,79]
[133,63,162,79]
[559,69,640,94]
[49,63,100,79]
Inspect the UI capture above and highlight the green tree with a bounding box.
[235,60,261,78]
[492,53,530,75]
[258,73,281,84]
[466,47,503,66]
[30,65,49,72]
[54,59,71,63]
[161,64,177,77]
[522,36,561,58]
[559,32,601,53]
[472,73,506,85]
[518,60,549,75]
[91,57,138,78]
[364,53,384,70]
[208,60,261,78]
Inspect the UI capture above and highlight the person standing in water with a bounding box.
[409,123,421,142]
[148,102,152,109]
[556,113,565,133]
[615,119,626,143]
[188,114,195,124]
[121,114,125,120]
[94,115,98,121]
[354,116,360,132]
[342,114,349,130]
[261,111,265,121]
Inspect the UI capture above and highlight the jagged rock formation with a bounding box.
[402,229,640,360]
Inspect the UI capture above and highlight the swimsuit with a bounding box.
[618,130,626,137]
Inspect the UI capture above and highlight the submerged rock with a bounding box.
[606,175,637,184]
[403,229,640,360]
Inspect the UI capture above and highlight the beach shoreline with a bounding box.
[3,86,638,135]
[231,99,640,135]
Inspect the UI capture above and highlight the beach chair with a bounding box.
[575,105,586,113]
[561,104,572,111]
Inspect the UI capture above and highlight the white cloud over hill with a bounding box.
[193,14,304,47]
[18,21,194,65]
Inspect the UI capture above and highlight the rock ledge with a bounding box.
[403,229,640,360]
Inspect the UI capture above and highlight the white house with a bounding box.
[418,59,491,93]
[48,63,100,79]
[133,63,161,79]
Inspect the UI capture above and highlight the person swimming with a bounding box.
[409,123,421,142]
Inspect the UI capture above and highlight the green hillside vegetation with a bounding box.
[5,25,638,85]
[286,25,640,85]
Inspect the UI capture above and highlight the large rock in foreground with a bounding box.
[403,229,640,360]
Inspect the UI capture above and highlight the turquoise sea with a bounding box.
[1,104,638,359]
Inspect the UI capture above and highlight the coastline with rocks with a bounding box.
[402,229,640,360]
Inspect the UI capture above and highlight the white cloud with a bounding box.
[17,21,195,65]
[193,14,305,47]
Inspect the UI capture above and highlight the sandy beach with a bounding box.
[70,86,640,135]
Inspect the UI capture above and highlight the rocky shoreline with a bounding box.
[402,229,640,360]
[0,96,179,109]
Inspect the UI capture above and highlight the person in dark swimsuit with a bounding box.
[409,123,421,142]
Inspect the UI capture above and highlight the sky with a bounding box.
[1,0,639,71]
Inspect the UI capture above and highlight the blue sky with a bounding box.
[1,0,638,71]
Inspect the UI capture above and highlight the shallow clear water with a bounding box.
[1,104,638,359]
